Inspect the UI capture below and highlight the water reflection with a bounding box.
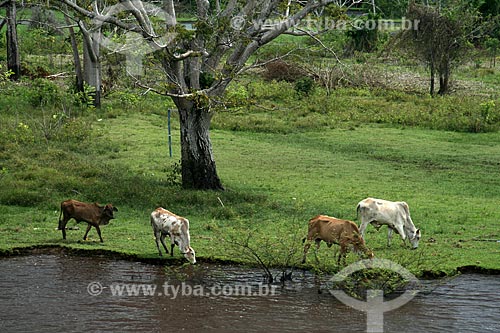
[0,255,498,333]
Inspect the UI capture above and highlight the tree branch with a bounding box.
[58,0,145,35]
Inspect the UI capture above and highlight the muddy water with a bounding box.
[0,254,498,333]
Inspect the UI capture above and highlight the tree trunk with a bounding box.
[429,62,435,96]
[81,24,102,107]
[6,0,20,81]
[175,98,224,190]
[65,12,84,92]
[438,63,450,95]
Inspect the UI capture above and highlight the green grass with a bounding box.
[1,50,500,276]
[1,104,499,276]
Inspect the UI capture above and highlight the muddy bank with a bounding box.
[1,244,499,277]
[0,244,245,266]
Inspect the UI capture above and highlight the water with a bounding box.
[0,254,498,333]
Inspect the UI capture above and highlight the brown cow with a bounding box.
[58,199,118,242]
[302,215,374,265]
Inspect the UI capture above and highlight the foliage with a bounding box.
[374,0,408,18]
[484,37,499,67]
[478,0,500,16]
[213,74,500,134]
[28,6,61,35]
[0,65,14,84]
[27,78,63,107]
[294,76,315,97]
[396,2,481,95]
[73,83,96,110]
[19,28,70,56]
[222,83,252,109]
[345,13,381,53]
[328,268,415,299]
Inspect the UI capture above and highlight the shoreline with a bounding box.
[1,244,499,278]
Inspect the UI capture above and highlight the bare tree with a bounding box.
[56,0,365,190]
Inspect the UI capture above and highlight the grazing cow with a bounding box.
[150,208,196,264]
[58,199,118,242]
[356,198,421,249]
[302,215,374,265]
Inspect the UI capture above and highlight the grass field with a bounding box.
[1,99,499,276]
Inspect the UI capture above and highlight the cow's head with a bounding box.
[181,246,196,264]
[100,204,118,225]
[409,229,421,249]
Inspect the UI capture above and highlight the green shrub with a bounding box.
[345,14,381,54]
[224,83,251,109]
[27,78,63,107]
[294,76,315,97]
[56,119,93,142]
[0,187,46,206]
[72,83,96,110]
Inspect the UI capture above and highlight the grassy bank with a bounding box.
[1,92,499,276]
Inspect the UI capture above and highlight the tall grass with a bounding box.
[215,77,500,133]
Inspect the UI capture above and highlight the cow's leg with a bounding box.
[338,243,348,265]
[387,228,393,247]
[154,232,163,256]
[59,217,69,240]
[169,236,176,257]
[313,239,321,263]
[83,224,92,241]
[358,219,369,239]
[302,240,312,264]
[159,233,169,255]
[393,224,406,246]
[338,247,345,265]
[94,225,104,243]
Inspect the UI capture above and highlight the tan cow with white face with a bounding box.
[302,215,374,265]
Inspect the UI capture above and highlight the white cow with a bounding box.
[150,207,196,264]
[356,198,421,249]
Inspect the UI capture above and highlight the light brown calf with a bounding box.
[58,199,118,242]
[302,215,374,265]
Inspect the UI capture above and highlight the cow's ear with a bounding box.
[113,206,118,212]
[416,229,421,236]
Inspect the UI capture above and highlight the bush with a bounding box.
[0,186,46,206]
[263,60,308,82]
[345,14,381,54]
[294,77,315,97]
[27,78,62,107]
[224,83,252,109]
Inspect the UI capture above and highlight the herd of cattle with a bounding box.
[57,197,421,265]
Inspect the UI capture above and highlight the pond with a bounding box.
[0,254,498,332]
